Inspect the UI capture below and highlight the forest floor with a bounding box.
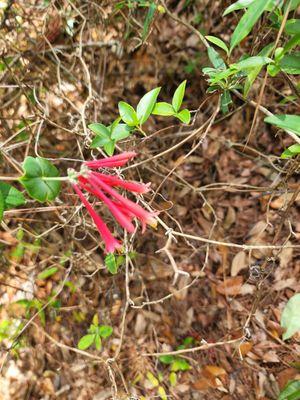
[0,1,299,399]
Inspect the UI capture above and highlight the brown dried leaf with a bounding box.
[216,276,243,296]
[231,251,247,277]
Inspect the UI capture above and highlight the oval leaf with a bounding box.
[172,80,186,112]
[281,144,300,159]
[279,380,300,400]
[19,157,61,202]
[152,102,175,116]
[118,101,139,126]
[0,182,25,208]
[37,267,58,280]
[77,334,95,350]
[175,109,191,124]
[264,114,300,136]
[111,123,132,141]
[206,36,229,54]
[137,87,161,124]
[88,123,110,136]
[281,293,300,340]
[98,325,113,338]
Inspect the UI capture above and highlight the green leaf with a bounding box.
[77,334,95,350]
[0,182,25,209]
[230,0,272,53]
[88,123,110,136]
[175,109,191,124]
[264,114,300,136]
[220,90,232,114]
[285,19,300,35]
[110,123,132,141]
[223,0,255,16]
[37,267,58,280]
[267,63,281,77]
[152,102,175,116]
[244,43,274,95]
[170,358,190,372]
[232,56,272,70]
[142,2,156,41]
[0,191,4,223]
[281,144,300,159]
[172,80,187,112]
[207,46,226,69]
[285,0,300,12]
[284,34,300,54]
[279,54,300,75]
[279,380,300,400]
[19,157,61,202]
[90,134,111,148]
[105,253,119,274]
[159,355,174,364]
[94,334,102,350]
[136,87,161,124]
[98,325,113,338]
[104,141,115,156]
[206,36,229,54]
[169,372,177,387]
[281,294,300,340]
[118,101,139,126]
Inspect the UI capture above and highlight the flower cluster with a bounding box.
[70,152,158,253]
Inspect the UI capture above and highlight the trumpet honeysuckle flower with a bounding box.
[71,152,158,253]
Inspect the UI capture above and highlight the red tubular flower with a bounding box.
[92,172,151,194]
[87,172,158,233]
[84,152,136,169]
[71,152,158,252]
[72,183,121,253]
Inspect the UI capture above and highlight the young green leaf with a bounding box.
[284,34,300,54]
[279,380,300,400]
[232,56,272,71]
[0,182,25,209]
[281,294,300,340]
[169,372,177,387]
[146,372,159,388]
[90,133,111,148]
[281,144,300,159]
[118,101,139,126]
[152,102,175,116]
[230,0,272,53]
[142,2,156,41]
[206,35,229,54]
[223,0,255,16]
[19,157,61,202]
[220,90,232,114]
[175,109,191,124]
[285,19,300,35]
[264,114,300,136]
[170,358,190,372]
[98,325,113,338]
[157,386,167,400]
[105,253,118,274]
[111,124,132,141]
[94,334,102,350]
[207,46,226,69]
[77,334,95,350]
[244,42,274,96]
[279,54,300,75]
[88,123,110,136]
[136,87,161,125]
[103,141,115,156]
[159,355,174,364]
[37,267,58,280]
[172,80,187,113]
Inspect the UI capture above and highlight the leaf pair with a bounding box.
[77,317,113,351]
[89,119,132,156]
[119,87,161,127]
[152,81,191,124]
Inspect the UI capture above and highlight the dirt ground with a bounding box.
[0,1,299,399]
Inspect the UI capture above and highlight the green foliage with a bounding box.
[281,144,300,159]
[0,182,25,222]
[264,115,300,136]
[279,380,300,400]
[137,87,161,124]
[205,35,229,55]
[77,315,113,351]
[37,267,59,280]
[229,0,272,52]
[19,157,61,202]
[152,81,191,124]
[281,294,300,340]
[105,253,125,274]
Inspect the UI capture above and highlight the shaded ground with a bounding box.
[0,1,299,399]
